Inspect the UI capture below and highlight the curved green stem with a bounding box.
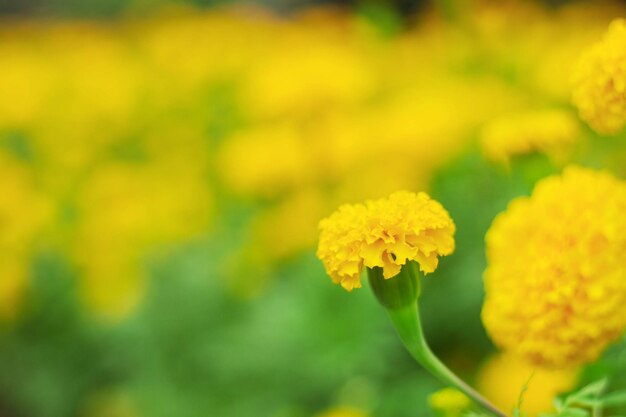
[388,303,508,417]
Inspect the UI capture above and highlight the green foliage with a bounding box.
[538,379,626,417]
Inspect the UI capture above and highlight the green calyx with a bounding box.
[367,261,421,310]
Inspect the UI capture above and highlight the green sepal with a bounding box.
[367,261,420,310]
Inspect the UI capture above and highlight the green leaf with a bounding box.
[559,408,591,417]
[573,379,609,400]
[553,396,565,411]
[601,390,626,407]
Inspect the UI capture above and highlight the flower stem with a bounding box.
[387,303,508,417]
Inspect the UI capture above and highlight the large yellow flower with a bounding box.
[317,191,455,291]
[571,19,626,135]
[482,166,626,367]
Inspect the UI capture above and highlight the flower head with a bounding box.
[571,19,626,135]
[317,191,455,291]
[482,166,626,367]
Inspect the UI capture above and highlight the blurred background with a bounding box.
[1,0,626,416]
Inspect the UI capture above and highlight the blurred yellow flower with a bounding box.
[482,166,626,367]
[216,123,314,199]
[0,40,54,127]
[73,162,212,319]
[572,19,626,135]
[240,29,374,119]
[428,387,471,417]
[317,191,455,291]
[0,257,29,321]
[477,353,578,417]
[314,406,369,417]
[140,11,267,91]
[250,189,326,262]
[81,389,140,417]
[480,109,579,164]
[0,154,52,320]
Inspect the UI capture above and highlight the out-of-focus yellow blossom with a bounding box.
[73,162,212,319]
[46,25,142,127]
[311,77,528,199]
[250,189,326,262]
[0,41,56,127]
[572,19,626,135]
[216,123,314,198]
[143,121,211,176]
[317,191,455,291]
[477,353,578,417]
[428,388,471,417]
[528,4,617,101]
[234,189,327,296]
[77,249,146,322]
[0,258,29,321]
[138,10,271,94]
[0,155,52,248]
[480,109,580,164]
[240,29,374,120]
[482,166,626,367]
[314,406,369,417]
[0,154,52,320]
[466,1,619,101]
[81,389,140,417]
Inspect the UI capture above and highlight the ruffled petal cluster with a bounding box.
[482,166,626,367]
[571,19,626,135]
[317,191,455,291]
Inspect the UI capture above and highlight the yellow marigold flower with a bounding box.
[571,19,626,135]
[314,406,369,417]
[81,389,139,417]
[482,166,626,367]
[317,191,455,291]
[428,388,471,417]
[480,110,579,164]
[216,123,313,199]
[477,353,578,417]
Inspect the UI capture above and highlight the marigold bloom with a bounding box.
[317,191,455,291]
[482,166,626,367]
[571,19,626,135]
[480,110,579,164]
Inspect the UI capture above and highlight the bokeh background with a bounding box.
[1,0,626,416]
